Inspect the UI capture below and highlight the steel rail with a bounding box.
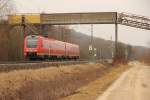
[0,60,89,72]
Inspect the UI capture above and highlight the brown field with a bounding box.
[0,63,110,100]
[0,63,130,100]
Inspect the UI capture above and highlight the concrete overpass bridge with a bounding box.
[6,12,150,30]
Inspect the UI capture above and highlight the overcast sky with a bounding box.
[14,0,150,47]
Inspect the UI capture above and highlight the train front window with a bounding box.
[27,36,38,48]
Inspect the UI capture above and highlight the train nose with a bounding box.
[25,48,38,58]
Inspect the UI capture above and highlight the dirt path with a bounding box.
[96,62,150,100]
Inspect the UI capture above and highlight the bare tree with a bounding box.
[0,0,15,21]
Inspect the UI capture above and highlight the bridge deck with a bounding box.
[8,12,117,25]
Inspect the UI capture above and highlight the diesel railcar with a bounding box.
[24,35,80,60]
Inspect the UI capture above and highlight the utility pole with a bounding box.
[22,15,26,37]
[91,24,93,46]
[89,24,94,61]
[21,15,26,60]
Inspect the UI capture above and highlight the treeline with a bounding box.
[133,46,150,63]
[0,25,23,61]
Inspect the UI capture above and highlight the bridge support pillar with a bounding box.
[115,22,118,60]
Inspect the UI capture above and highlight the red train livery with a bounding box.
[24,35,80,60]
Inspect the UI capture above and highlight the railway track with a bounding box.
[0,60,89,73]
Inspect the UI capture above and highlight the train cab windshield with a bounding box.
[26,36,38,48]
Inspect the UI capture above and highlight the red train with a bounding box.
[24,35,80,60]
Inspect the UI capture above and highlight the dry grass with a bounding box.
[59,64,131,100]
[0,63,109,100]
